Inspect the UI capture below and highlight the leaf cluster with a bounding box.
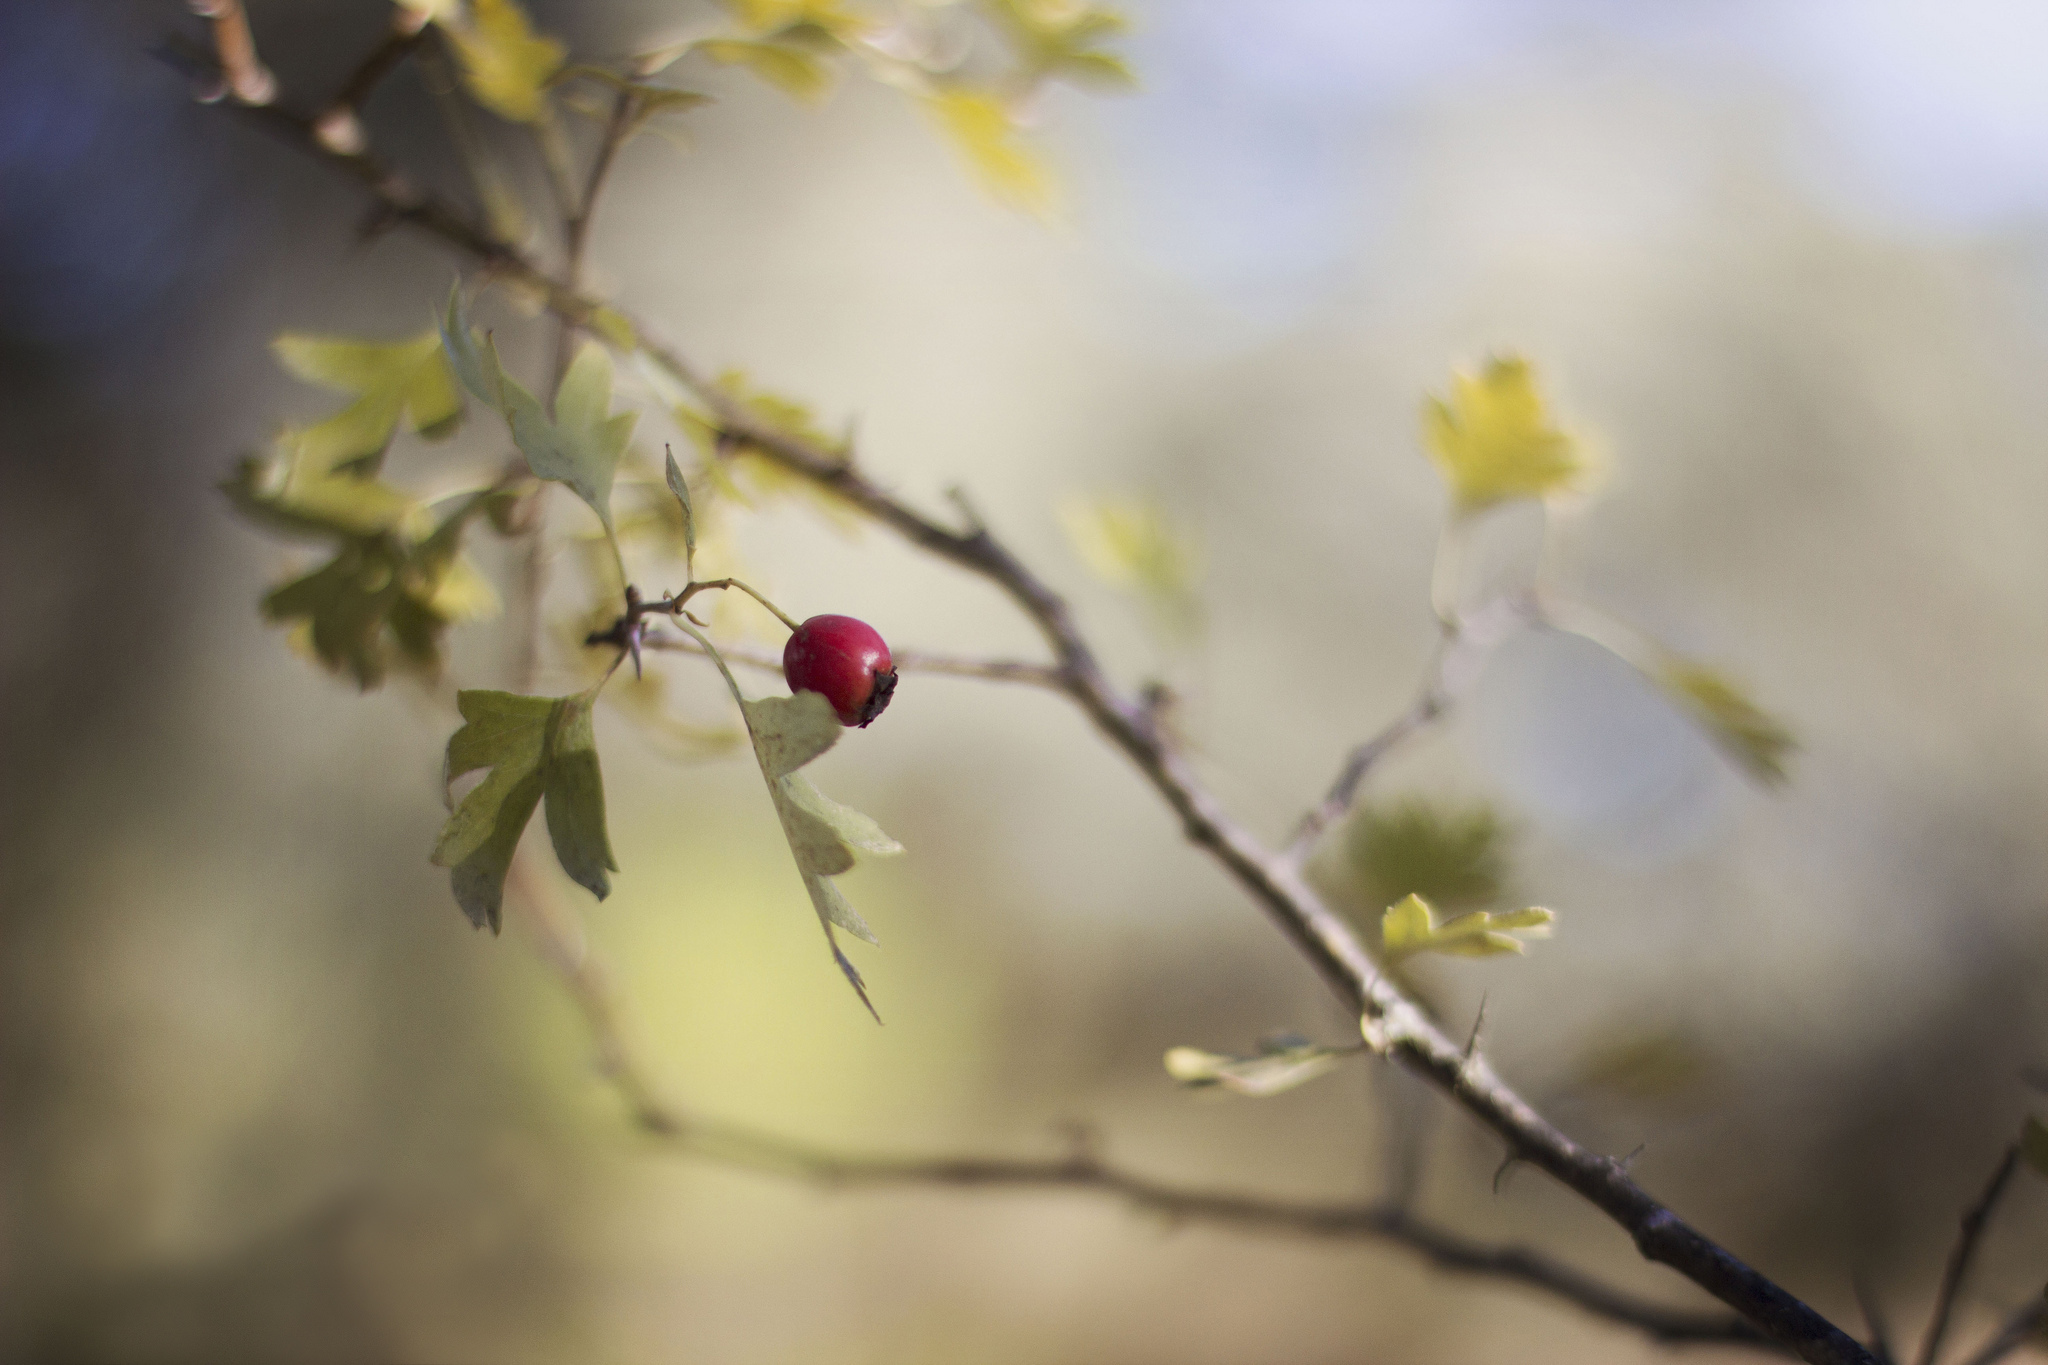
[1381,893,1555,961]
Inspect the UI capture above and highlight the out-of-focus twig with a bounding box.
[1917,1143,2021,1365]
[190,0,275,105]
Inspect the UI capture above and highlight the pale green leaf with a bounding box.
[726,0,865,37]
[1380,893,1555,961]
[687,639,903,1019]
[272,329,463,472]
[1163,1034,1354,1097]
[432,686,616,931]
[249,491,496,689]
[698,39,831,101]
[927,89,1056,214]
[441,288,633,536]
[1423,354,1582,510]
[1657,661,1794,786]
[664,447,697,573]
[444,0,565,122]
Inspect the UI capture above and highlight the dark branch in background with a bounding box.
[1285,679,1444,864]
[1916,1143,2020,1365]
[178,23,1878,1365]
[510,860,1773,1354]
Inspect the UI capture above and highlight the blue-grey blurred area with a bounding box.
[10,1,2048,1361]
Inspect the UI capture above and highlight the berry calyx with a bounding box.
[783,614,897,727]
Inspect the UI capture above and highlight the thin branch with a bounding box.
[189,46,1876,1365]
[189,0,274,105]
[1853,1272,1897,1365]
[642,630,1066,691]
[311,12,427,155]
[1955,1295,2048,1365]
[1284,679,1445,866]
[1917,1144,2021,1365]
[503,855,1772,1354]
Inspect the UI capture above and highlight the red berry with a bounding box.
[782,614,897,727]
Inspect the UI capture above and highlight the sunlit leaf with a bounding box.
[443,0,565,123]
[1164,1034,1354,1097]
[1347,798,1506,914]
[1657,660,1794,786]
[271,328,463,473]
[1423,354,1581,511]
[927,89,1055,214]
[698,38,832,100]
[221,446,419,542]
[1381,893,1554,961]
[432,685,616,932]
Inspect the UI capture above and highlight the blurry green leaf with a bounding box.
[441,287,634,537]
[443,0,565,122]
[432,685,616,932]
[927,89,1055,214]
[675,369,862,529]
[587,305,640,352]
[1423,354,1581,510]
[1381,893,1554,961]
[2022,1115,2048,1179]
[1570,1025,1715,1102]
[687,633,902,1019]
[1348,798,1506,913]
[1657,660,1794,786]
[556,66,712,140]
[1164,1034,1354,1097]
[1058,494,1202,638]
[254,492,497,689]
[221,447,419,542]
[271,329,463,473]
[665,448,697,574]
[698,38,832,100]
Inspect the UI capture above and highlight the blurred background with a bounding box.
[9,1,2048,1361]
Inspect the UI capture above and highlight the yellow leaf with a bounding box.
[927,89,1056,215]
[1422,354,1581,510]
[444,0,565,123]
[726,0,866,38]
[1058,495,1201,639]
[272,329,462,471]
[1380,893,1554,962]
[697,39,831,101]
[1163,1036,1353,1097]
[1657,661,1794,786]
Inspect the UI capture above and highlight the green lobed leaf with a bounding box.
[272,329,464,473]
[684,633,903,1020]
[431,685,617,932]
[1380,893,1554,961]
[1656,660,1794,786]
[441,287,634,538]
[1347,798,1507,914]
[1163,1034,1354,1098]
[236,473,497,689]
